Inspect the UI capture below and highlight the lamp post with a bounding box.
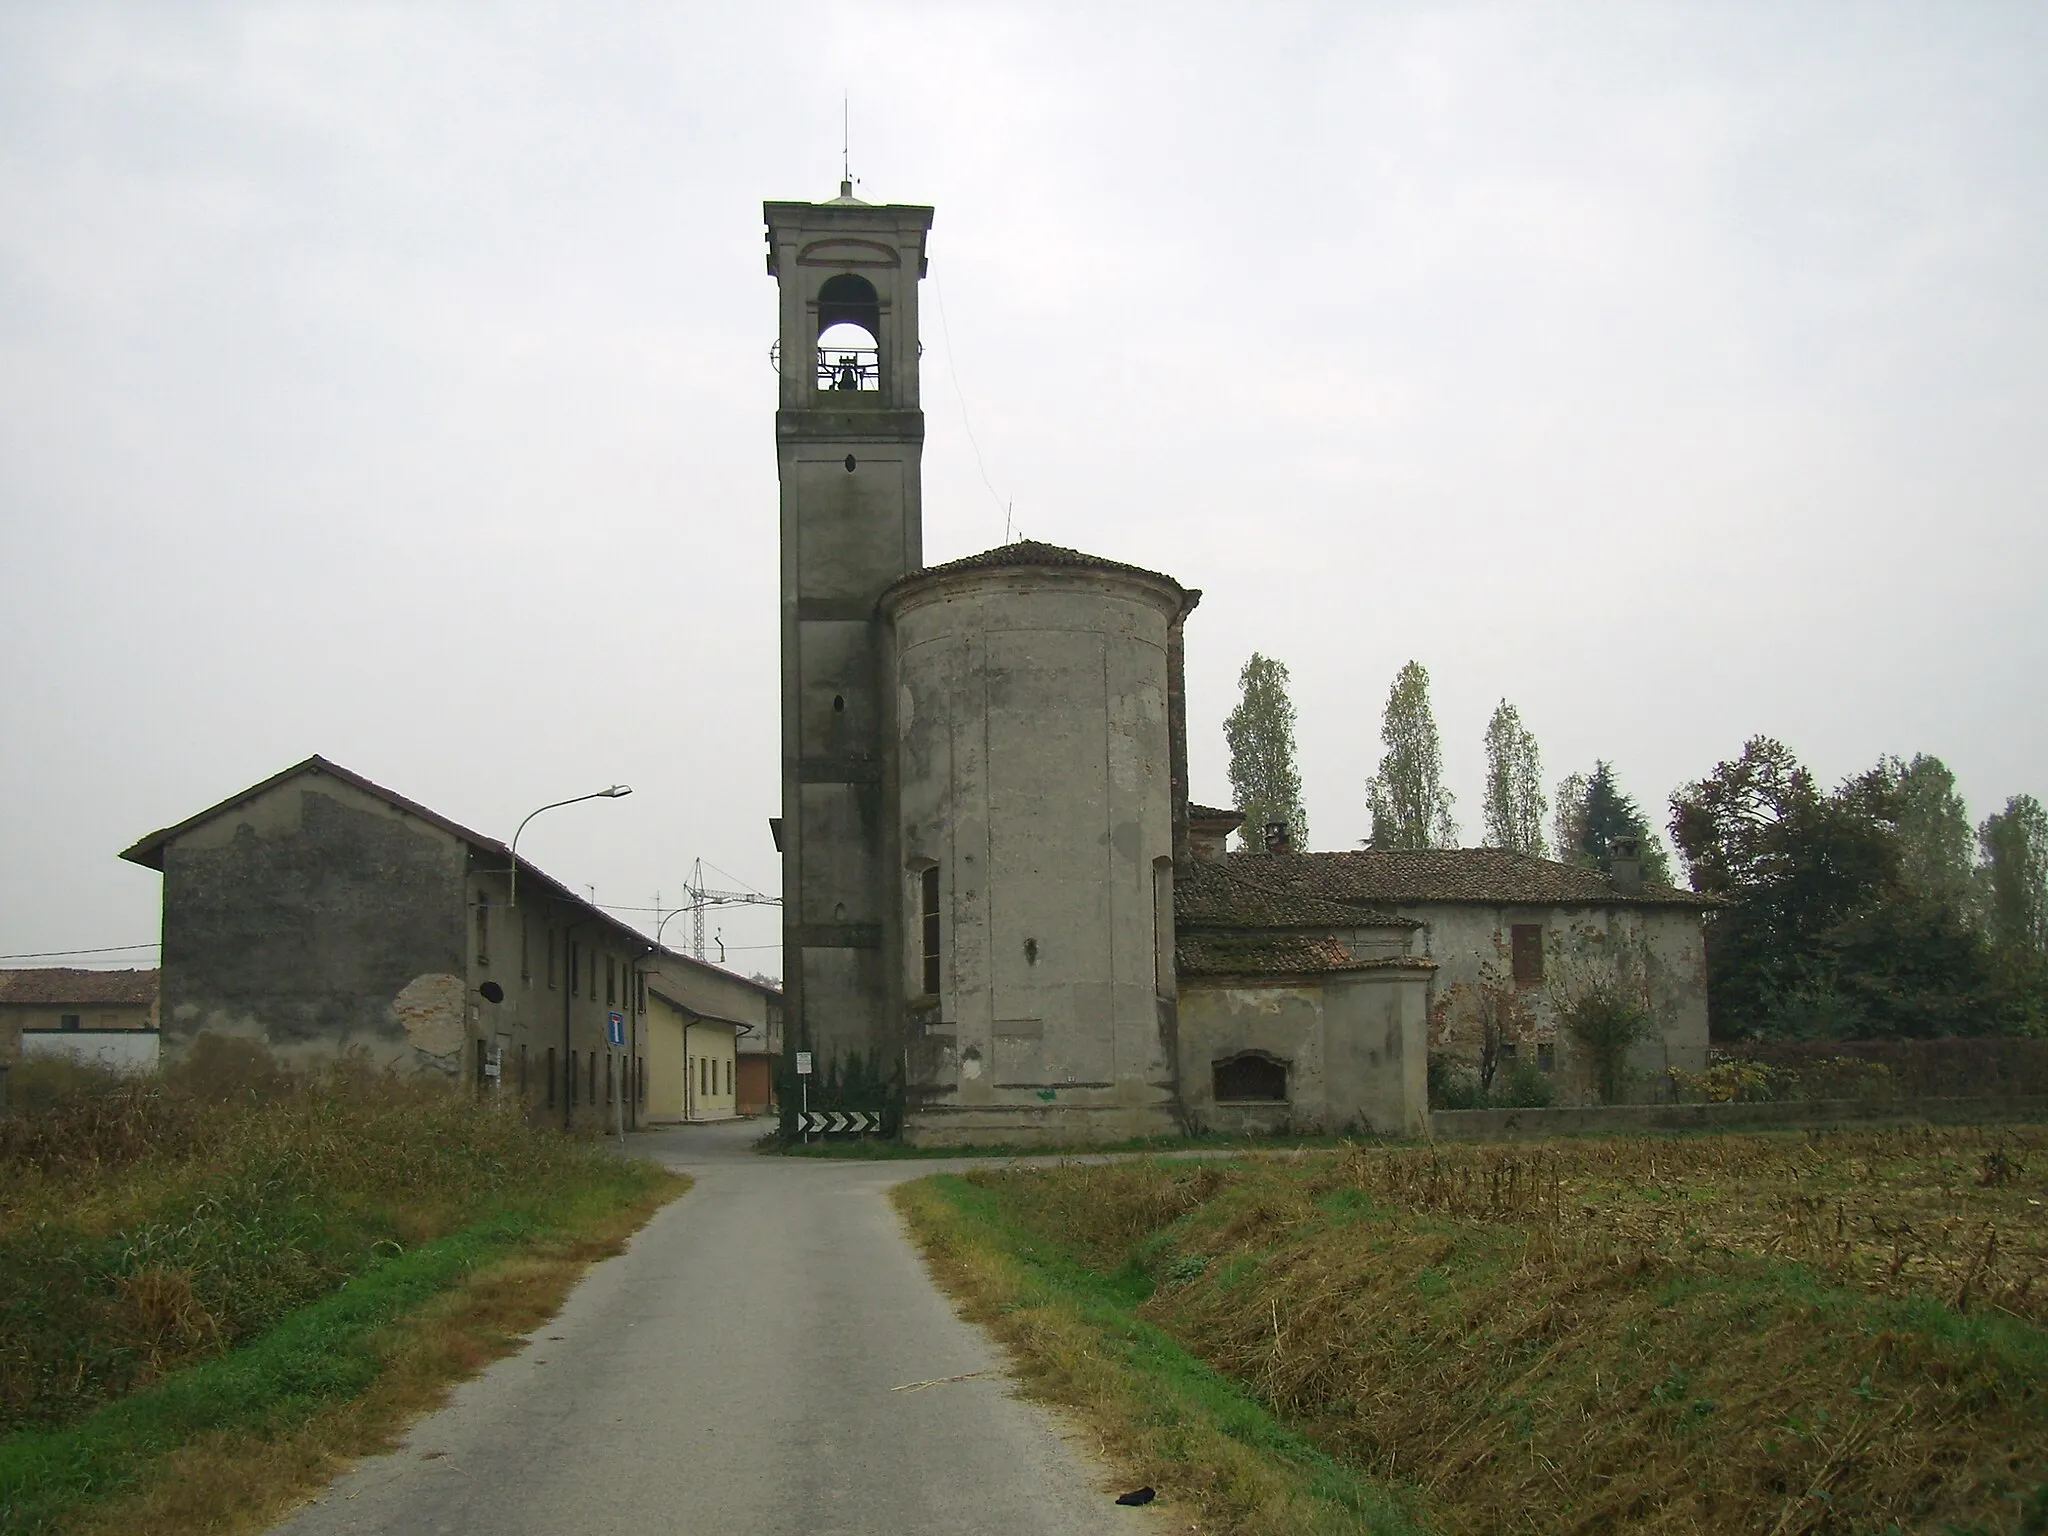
[508,786,631,907]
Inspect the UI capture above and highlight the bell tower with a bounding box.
[765,183,934,1092]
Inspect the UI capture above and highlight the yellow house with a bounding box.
[642,954,772,1122]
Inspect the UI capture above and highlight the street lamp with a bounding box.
[508,786,631,907]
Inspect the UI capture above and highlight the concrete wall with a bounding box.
[1411,901,1708,1103]
[891,568,1185,1146]
[20,1029,160,1074]
[1178,971,1429,1136]
[1433,1095,2048,1141]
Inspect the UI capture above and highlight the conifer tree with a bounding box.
[1556,762,1673,882]
[1224,652,1308,851]
[1364,660,1458,850]
[1481,700,1547,856]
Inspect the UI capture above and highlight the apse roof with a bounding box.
[882,540,1196,609]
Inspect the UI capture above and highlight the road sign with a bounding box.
[799,1110,879,1135]
[795,1051,813,1075]
[606,1011,625,1047]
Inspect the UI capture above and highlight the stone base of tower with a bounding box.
[901,1098,1181,1149]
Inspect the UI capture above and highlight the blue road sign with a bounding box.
[606,1011,625,1047]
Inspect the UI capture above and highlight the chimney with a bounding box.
[1187,805,1244,865]
[1263,820,1293,855]
[1609,835,1643,893]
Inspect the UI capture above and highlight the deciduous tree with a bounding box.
[1365,660,1457,850]
[1224,652,1308,852]
[1481,701,1547,856]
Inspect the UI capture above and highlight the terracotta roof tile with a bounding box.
[0,968,158,1006]
[1175,933,1435,980]
[1175,861,1415,929]
[1217,848,1714,908]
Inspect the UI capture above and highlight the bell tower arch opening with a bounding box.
[816,273,881,392]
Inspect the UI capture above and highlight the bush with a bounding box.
[1559,984,1653,1105]
[1428,1053,1556,1111]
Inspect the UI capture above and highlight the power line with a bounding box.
[931,273,1010,535]
[0,943,160,961]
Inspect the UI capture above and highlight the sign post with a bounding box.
[795,1050,813,1144]
[607,1011,626,1150]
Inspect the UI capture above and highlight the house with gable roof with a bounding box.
[118,756,779,1127]
[1180,805,1714,1109]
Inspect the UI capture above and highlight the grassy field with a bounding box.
[0,1042,683,1536]
[898,1126,2048,1535]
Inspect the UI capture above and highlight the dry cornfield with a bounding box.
[970,1125,2048,1534]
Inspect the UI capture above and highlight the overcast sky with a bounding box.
[3,2,2043,981]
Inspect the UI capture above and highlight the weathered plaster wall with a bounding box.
[892,570,1182,1145]
[1413,902,1708,1103]
[1178,971,1429,1136]
[160,775,471,1073]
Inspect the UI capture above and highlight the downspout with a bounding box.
[560,909,597,1134]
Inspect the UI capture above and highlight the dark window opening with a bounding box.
[570,942,581,997]
[475,895,490,966]
[475,1038,489,1089]
[519,1043,528,1094]
[919,865,941,996]
[547,1047,558,1108]
[1213,1053,1288,1103]
[1511,924,1545,985]
[547,930,558,989]
[588,1051,596,1103]
[1536,1043,1555,1072]
[843,454,857,472]
[520,918,531,982]
[606,955,616,1007]
[60,1013,80,1031]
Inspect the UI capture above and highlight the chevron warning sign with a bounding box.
[800,1110,881,1135]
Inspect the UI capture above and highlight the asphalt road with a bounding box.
[269,1119,1166,1536]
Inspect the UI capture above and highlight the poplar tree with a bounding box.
[1879,754,1977,914]
[1481,700,1548,856]
[1980,793,2048,956]
[1224,652,1308,851]
[1364,660,1458,850]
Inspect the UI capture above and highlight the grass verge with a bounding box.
[0,1162,683,1536]
[917,1130,2048,1535]
[892,1173,1423,1536]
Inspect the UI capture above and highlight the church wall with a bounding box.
[890,570,1182,1145]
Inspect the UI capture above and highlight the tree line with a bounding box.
[1222,653,2048,1040]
